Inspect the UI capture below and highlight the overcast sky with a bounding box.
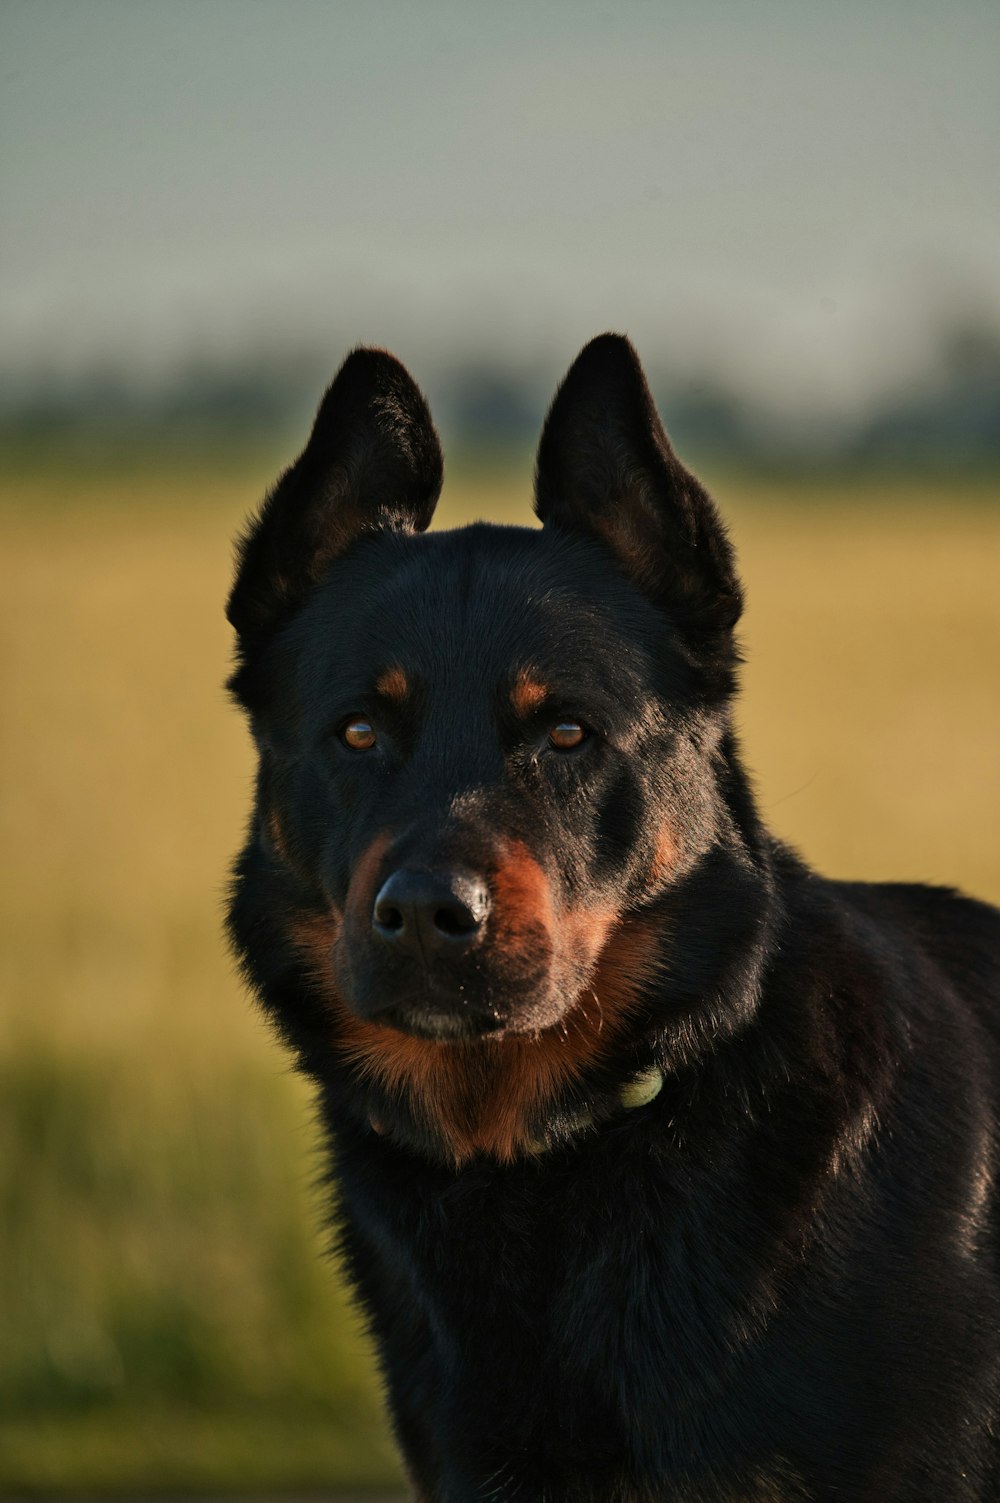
[2,0,998,412]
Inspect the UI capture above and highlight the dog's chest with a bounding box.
[355,1140,775,1487]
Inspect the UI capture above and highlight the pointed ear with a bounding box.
[227,347,443,656]
[534,334,742,641]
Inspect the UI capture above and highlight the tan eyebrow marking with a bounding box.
[510,669,549,718]
[375,665,409,701]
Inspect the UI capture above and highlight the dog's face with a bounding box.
[248,523,700,1042]
[228,336,748,1154]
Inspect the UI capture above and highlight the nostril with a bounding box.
[433,904,477,937]
[374,901,404,933]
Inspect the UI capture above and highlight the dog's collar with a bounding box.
[524,1065,665,1156]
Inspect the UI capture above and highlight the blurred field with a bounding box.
[0,455,998,1495]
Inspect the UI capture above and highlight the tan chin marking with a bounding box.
[302,904,663,1168]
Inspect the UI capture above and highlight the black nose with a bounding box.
[372,869,489,960]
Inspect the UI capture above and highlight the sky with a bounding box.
[2,0,999,415]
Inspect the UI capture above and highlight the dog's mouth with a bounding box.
[333,951,573,1040]
[375,999,507,1042]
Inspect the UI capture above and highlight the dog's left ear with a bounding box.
[227,347,443,660]
[535,334,742,641]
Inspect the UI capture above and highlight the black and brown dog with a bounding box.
[226,335,1000,1501]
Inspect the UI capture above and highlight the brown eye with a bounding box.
[341,719,377,751]
[549,721,586,751]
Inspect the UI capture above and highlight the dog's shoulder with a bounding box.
[830,876,1000,1018]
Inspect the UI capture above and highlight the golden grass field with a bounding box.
[0,454,998,1493]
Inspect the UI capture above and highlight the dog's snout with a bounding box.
[372,870,489,960]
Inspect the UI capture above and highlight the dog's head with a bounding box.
[228,337,762,1160]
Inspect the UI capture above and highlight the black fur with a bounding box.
[227,336,1000,1501]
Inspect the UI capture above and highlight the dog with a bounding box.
[226,335,1000,1501]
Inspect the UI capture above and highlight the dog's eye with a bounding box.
[548,721,587,751]
[340,718,377,751]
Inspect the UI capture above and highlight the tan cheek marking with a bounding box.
[288,907,343,990]
[344,829,394,934]
[375,665,409,701]
[490,839,556,944]
[264,802,316,885]
[561,905,615,963]
[509,669,549,718]
[265,806,291,863]
[649,822,680,886]
[585,910,663,1018]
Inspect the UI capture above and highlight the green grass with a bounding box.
[0,454,998,1493]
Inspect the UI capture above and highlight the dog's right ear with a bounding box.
[227,347,443,667]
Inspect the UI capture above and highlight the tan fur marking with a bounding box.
[491,839,555,942]
[264,802,317,885]
[326,908,661,1166]
[287,833,664,1166]
[375,665,409,701]
[509,669,549,717]
[288,907,343,989]
[344,829,394,931]
[297,838,660,1166]
[266,806,291,863]
[649,822,680,886]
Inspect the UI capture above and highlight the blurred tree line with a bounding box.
[1,319,998,474]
